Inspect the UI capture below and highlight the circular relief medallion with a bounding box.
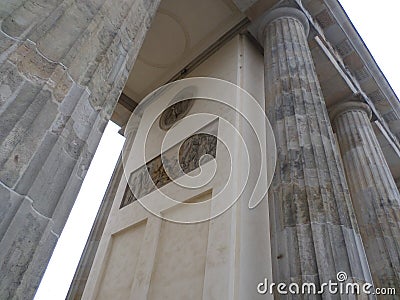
[159,99,194,130]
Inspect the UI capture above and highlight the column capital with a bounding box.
[258,7,310,41]
[329,100,372,124]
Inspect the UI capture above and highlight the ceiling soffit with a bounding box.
[123,0,245,102]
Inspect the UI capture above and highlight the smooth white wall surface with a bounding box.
[82,35,273,300]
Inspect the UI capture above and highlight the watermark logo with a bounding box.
[122,77,277,223]
[257,272,396,296]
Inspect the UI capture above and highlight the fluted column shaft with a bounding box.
[0,0,160,298]
[260,7,372,288]
[330,101,400,290]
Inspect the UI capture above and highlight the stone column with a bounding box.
[330,100,400,290]
[0,0,160,298]
[259,7,372,287]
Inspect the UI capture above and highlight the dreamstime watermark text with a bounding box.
[257,272,396,296]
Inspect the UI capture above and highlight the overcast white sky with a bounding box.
[34,1,400,299]
[338,0,400,97]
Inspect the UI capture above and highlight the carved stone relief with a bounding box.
[159,99,194,130]
[120,120,218,208]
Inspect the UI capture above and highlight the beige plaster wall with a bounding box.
[82,35,273,300]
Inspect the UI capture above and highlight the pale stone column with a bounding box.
[330,100,400,290]
[259,7,372,288]
[0,0,160,298]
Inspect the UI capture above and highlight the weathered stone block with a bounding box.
[0,61,23,104]
[0,87,56,187]
[10,42,56,84]
[0,199,49,299]
[36,1,103,62]
[0,0,24,19]
[0,81,40,148]
[27,135,78,217]
[14,131,58,195]
[0,184,24,239]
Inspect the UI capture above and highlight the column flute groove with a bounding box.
[285,16,330,280]
[343,113,392,264]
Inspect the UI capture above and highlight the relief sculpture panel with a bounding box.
[120,120,218,208]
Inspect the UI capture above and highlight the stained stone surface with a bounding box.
[0,0,160,298]
[260,7,372,289]
[330,101,400,291]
